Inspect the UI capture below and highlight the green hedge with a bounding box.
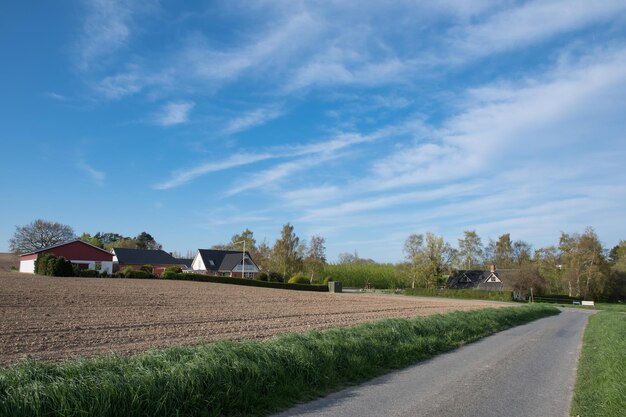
[0,305,559,417]
[164,273,329,292]
[323,264,402,289]
[405,288,514,302]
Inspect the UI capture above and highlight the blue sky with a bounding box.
[1,0,625,262]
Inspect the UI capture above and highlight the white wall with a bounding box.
[19,259,35,273]
[192,253,206,271]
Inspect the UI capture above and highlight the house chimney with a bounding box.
[490,264,495,273]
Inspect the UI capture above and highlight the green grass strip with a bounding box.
[0,305,558,417]
[404,287,514,302]
[571,311,626,417]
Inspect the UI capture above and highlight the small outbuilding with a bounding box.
[191,249,260,278]
[19,240,114,274]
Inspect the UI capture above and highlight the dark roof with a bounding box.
[196,249,258,272]
[176,258,193,268]
[113,248,188,265]
[20,239,112,256]
[447,269,527,291]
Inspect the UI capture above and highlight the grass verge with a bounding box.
[571,311,626,417]
[0,305,558,417]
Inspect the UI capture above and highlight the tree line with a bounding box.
[8,219,625,300]
[401,228,625,301]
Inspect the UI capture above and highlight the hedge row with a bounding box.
[405,287,514,302]
[162,272,329,292]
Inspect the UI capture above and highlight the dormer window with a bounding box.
[486,273,501,283]
[209,260,215,267]
[459,273,472,283]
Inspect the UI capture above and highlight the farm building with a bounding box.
[447,265,546,300]
[192,249,260,278]
[111,248,191,275]
[19,240,114,274]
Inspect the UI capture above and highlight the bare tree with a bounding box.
[9,219,76,253]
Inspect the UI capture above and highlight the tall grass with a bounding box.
[571,311,626,417]
[0,305,558,417]
[323,263,402,288]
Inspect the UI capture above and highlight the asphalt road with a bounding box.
[273,308,595,417]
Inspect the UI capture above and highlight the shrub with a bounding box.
[161,271,176,280]
[119,267,152,279]
[164,266,182,274]
[79,269,100,278]
[50,257,75,277]
[257,272,268,281]
[322,276,334,284]
[127,270,152,279]
[268,271,283,283]
[140,265,153,274]
[35,253,55,275]
[288,274,310,284]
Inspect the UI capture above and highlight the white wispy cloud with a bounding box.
[223,106,284,135]
[369,47,626,191]
[154,153,273,190]
[155,101,195,126]
[77,0,137,71]
[76,159,106,186]
[448,0,626,61]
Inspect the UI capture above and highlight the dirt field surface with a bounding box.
[0,271,510,367]
[0,252,18,272]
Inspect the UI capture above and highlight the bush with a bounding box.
[140,265,153,274]
[268,271,283,283]
[257,272,268,281]
[35,253,55,275]
[322,276,334,284]
[288,274,310,284]
[126,270,152,279]
[49,257,74,277]
[161,271,176,280]
[163,266,182,274]
[79,269,100,278]
[120,267,153,279]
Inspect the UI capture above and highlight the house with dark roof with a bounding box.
[447,265,544,300]
[19,240,114,274]
[112,248,191,275]
[191,249,260,278]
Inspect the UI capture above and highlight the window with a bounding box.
[94,262,102,271]
[209,260,215,267]
[486,273,501,283]
[459,273,472,283]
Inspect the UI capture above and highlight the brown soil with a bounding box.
[0,253,18,272]
[0,271,508,367]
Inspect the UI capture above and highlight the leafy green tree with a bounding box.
[458,230,484,270]
[512,240,533,266]
[304,235,326,282]
[534,246,562,294]
[9,219,75,253]
[79,232,104,248]
[136,232,162,250]
[495,233,513,268]
[559,227,608,299]
[229,228,256,252]
[404,232,454,288]
[272,223,303,280]
[605,241,626,301]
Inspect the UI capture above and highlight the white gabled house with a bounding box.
[191,249,260,278]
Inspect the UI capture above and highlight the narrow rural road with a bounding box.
[273,308,595,417]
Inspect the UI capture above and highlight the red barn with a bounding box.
[19,240,114,274]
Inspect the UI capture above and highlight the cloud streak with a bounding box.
[155,101,195,126]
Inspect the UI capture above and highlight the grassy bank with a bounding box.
[0,305,558,417]
[571,311,626,417]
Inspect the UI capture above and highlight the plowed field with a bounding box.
[0,271,507,366]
